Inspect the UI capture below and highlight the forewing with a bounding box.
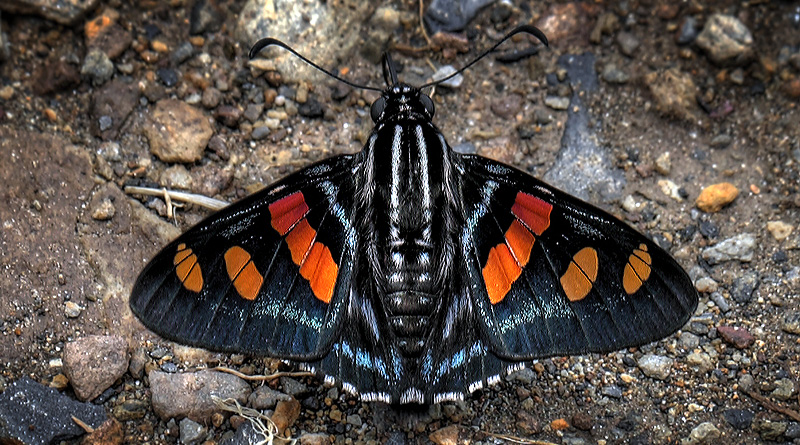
[130,155,357,360]
[458,154,698,360]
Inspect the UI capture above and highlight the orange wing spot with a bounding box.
[285,219,316,265]
[298,242,338,303]
[224,246,264,301]
[560,247,598,302]
[310,244,338,304]
[623,244,652,295]
[511,192,553,236]
[174,245,203,293]
[224,246,251,279]
[483,247,511,305]
[233,261,264,301]
[269,192,309,236]
[505,219,536,267]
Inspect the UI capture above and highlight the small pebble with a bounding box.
[64,301,83,318]
[717,325,754,349]
[179,418,206,445]
[544,96,570,110]
[771,378,795,400]
[782,311,800,334]
[91,198,116,220]
[723,409,754,430]
[701,233,756,264]
[431,65,463,89]
[709,134,732,148]
[602,63,630,84]
[766,221,793,241]
[616,31,640,56]
[654,152,671,175]
[688,422,721,444]
[696,182,738,212]
[637,354,673,380]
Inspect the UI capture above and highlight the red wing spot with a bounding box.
[269,192,309,236]
[224,246,264,301]
[505,219,535,267]
[298,241,338,303]
[560,247,598,302]
[285,219,316,265]
[174,244,202,293]
[511,192,553,236]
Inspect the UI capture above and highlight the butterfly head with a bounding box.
[370,83,435,124]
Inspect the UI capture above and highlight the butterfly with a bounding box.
[130,26,698,404]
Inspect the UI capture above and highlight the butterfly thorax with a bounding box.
[360,86,458,357]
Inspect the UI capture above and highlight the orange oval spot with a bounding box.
[511,192,553,236]
[299,242,324,281]
[483,247,511,304]
[285,219,316,265]
[298,242,338,303]
[560,247,598,302]
[224,246,251,279]
[573,247,598,282]
[623,263,643,295]
[310,245,338,304]
[269,192,309,236]
[174,246,203,293]
[183,263,203,293]
[623,244,652,295]
[505,219,535,267]
[233,261,264,301]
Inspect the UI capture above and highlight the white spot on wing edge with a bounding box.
[342,382,359,397]
[506,362,526,375]
[433,391,465,404]
[400,387,424,404]
[361,392,391,403]
[468,380,484,393]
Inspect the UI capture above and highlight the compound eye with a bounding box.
[420,93,435,118]
[370,97,386,122]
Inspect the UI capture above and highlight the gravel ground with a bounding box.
[1,0,799,444]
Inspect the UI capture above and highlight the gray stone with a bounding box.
[687,422,721,444]
[686,352,714,373]
[616,31,640,56]
[695,14,754,66]
[81,48,114,86]
[782,311,800,335]
[701,233,756,264]
[248,385,291,410]
[180,418,207,444]
[601,385,623,399]
[149,370,251,422]
[637,354,673,380]
[0,0,100,25]
[723,409,754,430]
[0,377,106,444]
[431,65,463,89]
[771,378,795,401]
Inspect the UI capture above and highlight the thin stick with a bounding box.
[214,366,314,382]
[741,388,800,422]
[484,432,558,445]
[124,186,229,211]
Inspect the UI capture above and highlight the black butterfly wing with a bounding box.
[130,155,358,360]
[457,154,698,361]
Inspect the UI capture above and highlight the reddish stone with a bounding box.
[718,325,755,349]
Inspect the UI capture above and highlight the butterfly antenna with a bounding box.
[249,38,384,92]
[419,25,549,89]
